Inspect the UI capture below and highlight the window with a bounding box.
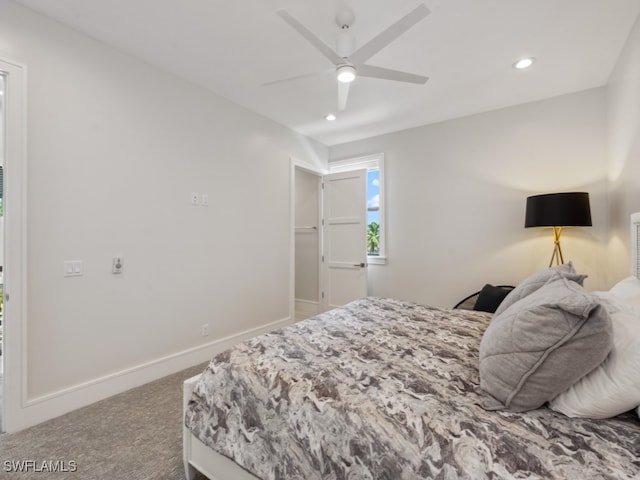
[329,153,386,264]
[366,169,380,256]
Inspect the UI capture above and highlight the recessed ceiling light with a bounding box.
[513,57,536,70]
[325,114,337,121]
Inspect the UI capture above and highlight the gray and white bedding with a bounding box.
[185,297,640,479]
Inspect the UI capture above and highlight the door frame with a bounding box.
[289,158,326,320]
[0,57,28,434]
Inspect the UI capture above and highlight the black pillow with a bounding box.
[473,284,513,313]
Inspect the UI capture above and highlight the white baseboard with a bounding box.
[295,299,319,318]
[6,315,293,433]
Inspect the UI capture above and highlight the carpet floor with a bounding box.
[0,364,210,479]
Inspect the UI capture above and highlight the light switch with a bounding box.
[64,260,83,277]
[202,194,209,206]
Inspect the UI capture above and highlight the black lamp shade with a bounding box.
[525,192,592,228]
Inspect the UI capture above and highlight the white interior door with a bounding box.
[322,169,367,310]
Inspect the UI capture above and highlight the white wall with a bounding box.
[0,0,327,431]
[606,15,640,283]
[330,89,609,308]
[0,73,4,271]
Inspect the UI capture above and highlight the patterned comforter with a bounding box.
[185,297,640,479]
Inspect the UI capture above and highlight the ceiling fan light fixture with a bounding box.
[325,114,337,121]
[337,65,356,83]
[513,57,536,70]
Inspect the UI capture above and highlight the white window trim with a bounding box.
[329,153,386,265]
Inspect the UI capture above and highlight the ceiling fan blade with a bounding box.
[262,68,333,87]
[276,9,343,66]
[338,81,350,112]
[358,64,428,84]
[349,4,430,66]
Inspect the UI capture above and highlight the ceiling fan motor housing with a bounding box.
[336,31,356,58]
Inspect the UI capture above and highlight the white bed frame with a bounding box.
[183,212,640,480]
[183,374,260,480]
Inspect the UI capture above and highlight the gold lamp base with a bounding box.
[549,226,565,267]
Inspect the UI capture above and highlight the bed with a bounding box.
[183,219,640,480]
[184,296,639,479]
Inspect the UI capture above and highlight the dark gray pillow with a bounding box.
[473,284,513,313]
[479,275,612,412]
[493,262,586,317]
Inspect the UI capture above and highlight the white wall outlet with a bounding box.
[201,194,209,206]
[63,260,83,277]
[201,324,209,337]
[191,192,200,206]
[112,257,124,274]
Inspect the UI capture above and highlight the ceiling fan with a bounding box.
[266,4,430,112]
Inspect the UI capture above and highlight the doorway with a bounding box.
[291,160,369,321]
[293,166,322,320]
[0,70,4,431]
[0,57,27,434]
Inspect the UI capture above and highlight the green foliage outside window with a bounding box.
[367,222,380,255]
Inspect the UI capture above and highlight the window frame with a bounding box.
[328,153,386,265]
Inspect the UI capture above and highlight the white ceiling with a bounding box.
[13,0,640,146]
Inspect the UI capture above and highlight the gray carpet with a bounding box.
[0,364,210,479]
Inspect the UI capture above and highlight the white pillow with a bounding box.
[549,292,640,418]
[609,276,640,307]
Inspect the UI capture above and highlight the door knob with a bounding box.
[353,263,366,268]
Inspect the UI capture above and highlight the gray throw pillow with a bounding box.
[493,262,586,317]
[479,275,612,412]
